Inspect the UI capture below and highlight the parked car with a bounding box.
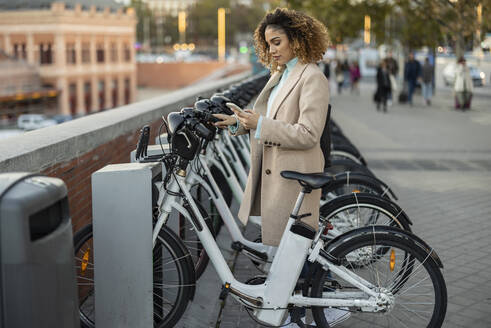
[443,62,485,87]
[52,114,73,124]
[17,114,57,131]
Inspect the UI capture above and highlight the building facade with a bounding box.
[0,1,137,116]
[0,51,58,120]
[143,0,197,16]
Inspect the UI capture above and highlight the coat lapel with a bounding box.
[253,71,282,114]
[269,62,308,119]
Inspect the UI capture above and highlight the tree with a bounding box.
[187,0,232,46]
[159,14,179,46]
[129,0,156,48]
[285,0,392,45]
[394,0,490,58]
[285,0,491,57]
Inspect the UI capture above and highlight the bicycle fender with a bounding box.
[333,172,398,201]
[325,226,443,269]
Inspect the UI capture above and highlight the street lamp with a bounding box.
[178,11,186,44]
[218,7,226,62]
[477,3,482,44]
[364,15,371,45]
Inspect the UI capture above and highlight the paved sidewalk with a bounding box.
[179,81,491,328]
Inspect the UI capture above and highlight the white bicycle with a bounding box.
[75,109,446,328]
[156,111,446,327]
[143,106,411,278]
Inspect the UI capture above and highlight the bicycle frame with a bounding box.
[209,139,244,202]
[154,170,386,326]
[220,133,248,187]
[153,152,276,266]
[191,155,275,256]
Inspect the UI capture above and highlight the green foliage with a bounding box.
[129,0,491,55]
[286,0,392,45]
[187,0,230,44]
[160,15,179,45]
[394,0,489,56]
[285,0,490,56]
[129,0,153,45]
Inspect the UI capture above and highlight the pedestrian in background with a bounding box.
[342,59,350,89]
[454,57,473,110]
[421,57,434,106]
[350,61,361,94]
[335,60,344,94]
[384,51,398,104]
[323,59,331,81]
[374,61,391,112]
[404,52,421,106]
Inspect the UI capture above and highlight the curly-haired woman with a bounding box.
[214,9,349,325]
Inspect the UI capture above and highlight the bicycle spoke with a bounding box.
[77,276,94,282]
[388,310,413,328]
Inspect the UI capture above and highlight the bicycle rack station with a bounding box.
[91,163,161,328]
[155,133,169,145]
[0,173,79,328]
[73,69,447,328]
[130,144,169,163]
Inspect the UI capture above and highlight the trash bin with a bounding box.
[0,173,79,328]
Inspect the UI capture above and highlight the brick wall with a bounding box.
[1,71,252,234]
[41,118,164,232]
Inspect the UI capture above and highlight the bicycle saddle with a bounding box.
[280,171,334,190]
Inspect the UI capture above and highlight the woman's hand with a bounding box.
[213,114,237,129]
[231,108,260,130]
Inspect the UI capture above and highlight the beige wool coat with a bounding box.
[234,61,330,246]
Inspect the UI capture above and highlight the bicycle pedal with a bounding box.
[289,307,307,328]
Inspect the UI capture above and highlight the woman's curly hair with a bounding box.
[254,7,330,73]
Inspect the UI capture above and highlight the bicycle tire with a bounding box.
[331,142,363,160]
[331,143,367,166]
[325,159,375,177]
[319,193,412,238]
[322,173,394,201]
[74,224,195,328]
[310,227,447,328]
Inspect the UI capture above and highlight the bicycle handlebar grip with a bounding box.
[135,125,150,160]
[194,123,213,140]
[206,112,220,123]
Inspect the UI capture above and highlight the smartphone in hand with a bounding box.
[226,102,244,114]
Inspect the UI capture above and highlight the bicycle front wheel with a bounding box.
[311,228,447,328]
[74,224,194,328]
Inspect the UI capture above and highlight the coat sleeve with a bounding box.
[259,71,329,150]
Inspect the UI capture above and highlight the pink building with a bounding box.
[0,0,137,116]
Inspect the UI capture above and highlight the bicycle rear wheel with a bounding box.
[321,173,396,202]
[74,224,194,328]
[311,228,447,328]
[320,193,412,239]
[325,159,375,178]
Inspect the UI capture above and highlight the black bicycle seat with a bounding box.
[280,171,334,190]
